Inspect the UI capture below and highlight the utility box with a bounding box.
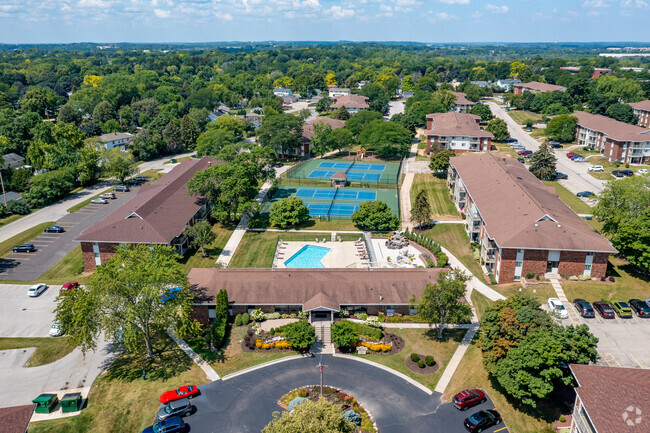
[61,392,82,413]
[32,393,59,414]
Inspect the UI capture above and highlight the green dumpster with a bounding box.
[61,392,82,413]
[32,393,58,414]
[170,158,177,163]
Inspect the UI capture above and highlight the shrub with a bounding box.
[578,274,590,281]
[559,416,566,423]
[525,272,534,279]
[569,275,579,281]
[241,312,250,325]
[417,360,425,368]
[274,340,292,349]
[353,312,368,321]
[488,273,497,284]
[234,314,242,326]
[364,316,381,328]
[348,321,384,341]
[343,410,361,426]
[250,309,264,321]
[410,353,420,362]
[436,252,448,268]
[263,312,281,320]
[255,339,262,348]
[7,200,30,215]
[283,320,315,351]
[270,328,276,335]
[332,321,360,348]
[298,311,308,319]
[425,355,435,366]
[338,308,349,318]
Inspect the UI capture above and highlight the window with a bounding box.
[516,261,522,267]
[584,264,592,271]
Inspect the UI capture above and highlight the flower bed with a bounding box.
[278,385,377,433]
[241,326,295,353]
[335,331,405,355]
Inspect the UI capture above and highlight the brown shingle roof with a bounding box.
[450,153,616,252]
[331,171,348,179]
[514,81,566,93]
[628,100,650,112]
[570,364,650,433]
[451,92,475,107]
[98,131,134,142]
[424,112,493,138]
[0,404,35,433]
[302,118,346,140]
[189,268,441,308]
[76,157,222,244]
[331,94,369,109]
[573,111,650,142]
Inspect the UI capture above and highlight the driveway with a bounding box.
[485,101,605,196]
[385,99,405,120]
[0,283,60,337]
[181,355,507,433]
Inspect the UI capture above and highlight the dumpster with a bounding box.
[32,393,58,414]
[61,392,82,413]
[170,158,177,163]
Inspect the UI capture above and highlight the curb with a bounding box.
[221,355,306,381]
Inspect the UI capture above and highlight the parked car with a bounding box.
[44,226,65,233]
[576,191,595,198]
[588,165,604,172]
[160,286,182,304]
[550,141,563,149]
[60,281,79,294]
[126,179,141,186]
[160,384,200,404]
[90,198,108,205]
[593,301,615,319]
[517,150,533,156]
[573,299,595,318]
[523,153,534,158]
[517,157,525,164]
[505,138,518,143]
[49,321,63,337]
[453,389,486,411]
[566,152,578,159]
[548,298,568,319]
[135,176,147,182]
[141,416,186,433]
[612,170,626,178]
[555,172,568,180]
[629,299,650,317]
[156,399,193,422]
[511,143,525,149]
[463,409,502,432]
[621,170,634,177]
[571,156,587,162]
[638,169,649,175]
[100,192,116,200]
[114,185,130,192]
[13,243,35,253]
[28,283,48,297]
[612,301,633,318]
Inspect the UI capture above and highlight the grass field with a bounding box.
[507,110,543,125]
[355,328,467,391]
[494,283,556,304]
[529,128,547,141]
[0,221,54,259]
[410,174,460,220]
[581,155,650,181]
[542,181,593,214]
[179,223,234,274]
[0,213,27,227]
[493,144,521,158]
[0,337,76,367]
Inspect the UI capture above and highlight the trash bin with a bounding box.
[170,158,177,163]
[32,393,59,414]
[61,392,82,413]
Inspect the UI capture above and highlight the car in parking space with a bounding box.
[566,152,578,159]
[28,283,48,297]
[49,321,63,337]
[13,243,35,253]
[588,165,604,172]
[114,185,130,192]
[571,156,588,162]
[638,169,649,175]
[160,384,199,404]
[60,281,79,294]
[463,409,502,432]
[453,389,486,411]
[555,172,568,180]
[157,400,193,422]
[576,191,595,198]
[593,301,615,319]
[126,179,141,186]
[550,141,563,149]
[612,170,626,178]
[100,192,116,200]
[505,138,517,143]
[518,150,533,156]
[621,170,634,177]
[90,197,108,204]
[573,299,595,318]
[628,299,650,317]
[548,298,568,319]
[44,225,65,233]
[612,301,633,318]
[517,157,525,164]
[141,416,186,433]
[135,176,147,183]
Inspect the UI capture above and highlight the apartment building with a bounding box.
[424,112,493,154]
[450,92,476,113]
[328,87,351,98]
[331,94,369,114]
[513,81,566,95]
[628,100,650,128]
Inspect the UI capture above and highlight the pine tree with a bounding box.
[180,115,200,148]
[529,141,557,181]
[163,121,182,152]
[410,189,431,228]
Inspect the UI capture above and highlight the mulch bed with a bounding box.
[240,326,295,354]
[405,354,439,374]
[334,331,405,355]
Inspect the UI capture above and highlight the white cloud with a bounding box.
[394,0,421,6]
[621,0,648,7]
[326,5,354,18]
[78,0,110,7]
[215,11,233,20]
[380,4,393,12]
[438,0,469,4]
[471,10,482,19]
[485,3,508,13]
[433,11,457,20]
[153,7,171,17]
[582,0,612,7]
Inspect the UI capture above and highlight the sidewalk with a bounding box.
[168,328,220,382]
[440,245,505,302]
[400,140,419,229]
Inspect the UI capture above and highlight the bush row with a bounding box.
[404,229,448,267]
[347,321,384,341]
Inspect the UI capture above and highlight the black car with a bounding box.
[464,409,502,432]
[517,157,525,163]
[555,172,568,180]
[126,179,141,186]
[114,185,130,192]
[13,243,35,253]
[505,138,517,143]
[135,176,147,182]
[573,299,595,318]
[621,170,634,177]
[629,299,650,317]
[612,170,626,178]
[44,225,65,233]
[550,141,563,149]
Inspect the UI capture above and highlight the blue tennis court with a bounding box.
[308,170,382,181]
[295,188,336,199]
[318,161,386,172]
[295,188,377,201]
[305,202,359,217]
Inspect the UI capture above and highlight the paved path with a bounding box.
[400,141,419,229]
[441,245,505,302]
[168,328,220,382]
[434,324,478,394]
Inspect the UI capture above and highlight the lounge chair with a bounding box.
[315,238,319,243]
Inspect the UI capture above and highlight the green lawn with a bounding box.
[582,155,650,181]
[0,337,76,367]
[493,144,521,158]
[494,283,556,304]
[410,174,460,220]
[355,328,467,391]
[0,213,27,227]
[507,110,543,125]
[470,290,493,321]
[179,223,234,274]
[421,223,487,284]
[529,128,547,141]
[542,181,593,214]
[0,221,55,259]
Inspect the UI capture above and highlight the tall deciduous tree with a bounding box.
[315,96,333,114]
[351,200,399,231]
[263,397,355,433]
[180,115,200,148]
[469,104,493,122]
[103,149,138,184]
[429,150,455,173]
[485,118,509,142]
[183,219,216,257]
[257,113,303,155]
[359,120,412,159]
[529,141,557,181]
[410,189,431,228]
[269,197,310,229]
[546,114,577,143]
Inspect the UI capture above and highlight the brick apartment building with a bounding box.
[447,153,616,283]
[300,118,346,156]
[424,112,493,154]
[76,157,220,271]
[573,111,650,164]
[628,100,650,128]
[513,81,566,95]
[450,92,476,113]
[189,268,440,325]
[559,66,612,79]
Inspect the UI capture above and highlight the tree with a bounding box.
[310,123,333,157]
[529,141,557,181]
[593,175,650,235]
[331,321,360,349]
[263,397,355,433]
[359,120,411,159]
[410,190,431,228]
[93,101,115,124]
[329,128,354,153]
[315,96,333,114]
[195,127,237,158]
[283,320,315,351]
[180,115,200,148]
[270,197,310,229]
[103,149,138,184]
[57,104,82,125]
[163,120,183,152]
[209,289,229,348]
[469,104,493,122]
[494,325,598,407]
[257,113,303,155]
[351,200,399,231]
[605,103,638,124]
[485,118,509,142]
[20,86,60,118]
[183,219,216,257]
[412,271,472,339]
[24,167,76,207]
[546,114,577,143]
[429,150,455,173]
[55,244,189,358]
[331,106,350,121]
[213,115,247,137]
[612,209,650,272]
[345,110,383,137]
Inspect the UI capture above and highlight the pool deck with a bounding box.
[273,241,369,268]
[370,238,426,268]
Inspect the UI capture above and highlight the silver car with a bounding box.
[157,399,193,421]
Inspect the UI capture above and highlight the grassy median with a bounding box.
[410,174,459,220]
[0,221,55,258]
[0,337,76,367]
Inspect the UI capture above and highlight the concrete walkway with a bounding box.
[168,328,220,382]
[400,140,419,229]
[440,245,506,302]
[433,324,478,394]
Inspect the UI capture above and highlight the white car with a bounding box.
[49,321,63,337]
[548,298,568,319]
[638,169,649,175]
[28,283,48,297]
[588,165,604,172]
[90,198,108,204]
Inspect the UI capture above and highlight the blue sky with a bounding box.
[0,0,649,44]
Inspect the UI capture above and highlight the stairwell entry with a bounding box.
[312,316,334,354]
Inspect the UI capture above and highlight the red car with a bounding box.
[453,388,486,411]
[593,301,615,319]
[160,385,199,404]
[566,152,578,159]
[517,150,533,156]
[59,281,79,294]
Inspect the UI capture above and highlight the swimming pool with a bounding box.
[284,245,330,268]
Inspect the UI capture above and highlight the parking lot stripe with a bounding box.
[9,256,30,260]
[629,353,644,368]
[494,428,508,433]
[32,239,54,242]
[602,353,621,367]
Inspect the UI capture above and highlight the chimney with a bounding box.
[208,161,212,166]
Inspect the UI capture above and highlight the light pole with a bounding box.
[318,356,328,397]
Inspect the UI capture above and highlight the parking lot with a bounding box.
[0,283,60,337]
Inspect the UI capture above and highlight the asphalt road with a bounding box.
[176,355,507,433]
[0,187,137,281]
[0,283,59,337]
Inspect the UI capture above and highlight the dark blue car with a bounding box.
[142,416,186,433]
[576,191,595,198]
